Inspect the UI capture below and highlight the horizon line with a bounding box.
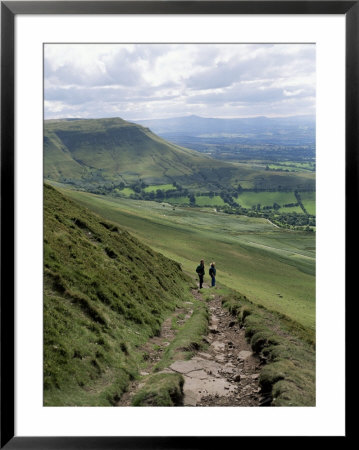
[44,113,316,122]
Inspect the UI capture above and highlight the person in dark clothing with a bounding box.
[196,259,205,289]
[209,262,216,287]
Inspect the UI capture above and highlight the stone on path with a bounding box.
[209,316,219,333]
[184,390,197,406]
[197,352,212,359]
[170,359,204,374]
[183,375,237,406]
[211,340,226,352]
[170,357,222,377]
[237,350,253,361]
[186,369,208,380]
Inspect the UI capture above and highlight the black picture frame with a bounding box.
[1,1,355,447]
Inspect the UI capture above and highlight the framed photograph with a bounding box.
[1,1,354,447]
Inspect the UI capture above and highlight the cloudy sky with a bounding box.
[44,43,315,121]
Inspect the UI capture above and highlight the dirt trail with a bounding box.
[169,289,261,406]
[118,286,262,407]
[117,302,194,406]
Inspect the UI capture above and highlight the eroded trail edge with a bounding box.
[117,300,194,406]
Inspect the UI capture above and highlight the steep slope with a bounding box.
[44,183,192,405]
[44,117,228,187]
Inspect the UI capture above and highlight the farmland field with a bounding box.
[195,195,226,206]
[278,205,304,213]
[143,184,175,192]
[301,191,316,215]
[114,187,135,197]
[59,186,315,334]
[165,196,190,205]
[268,162,315,172]
[237,191,297,208]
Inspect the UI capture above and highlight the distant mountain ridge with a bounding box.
[137,114,315,163]
[137,114,315,136]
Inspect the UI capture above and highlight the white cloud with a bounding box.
[44,43,315,120]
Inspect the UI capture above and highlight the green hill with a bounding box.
[43,183,192,405]
[44,118,315,193]
[44,118,226,186]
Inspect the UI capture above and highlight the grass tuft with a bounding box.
[131,373,184,406]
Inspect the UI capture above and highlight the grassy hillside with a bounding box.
[43,183,193,405]
[44,118,227,186]
[44,118,315,193]
[57,187,315,336]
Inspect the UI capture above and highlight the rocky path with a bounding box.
[118,288,262,407]
[168,292,262,406]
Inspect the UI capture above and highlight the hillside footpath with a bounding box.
[118,286,263,407]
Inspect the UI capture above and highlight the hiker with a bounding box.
[196,259,205,289]
[209,262,216,287]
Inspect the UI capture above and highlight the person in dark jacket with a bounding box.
[196,259,205,289]
[209,262,216,287]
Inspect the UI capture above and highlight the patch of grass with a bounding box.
[268,162,315,173]
[131,373,184,406]
[171,316,181,331]
[143,184,175,193]
[165,196,190,205]
[300,191,316,215]
[154,299,209,371]
[278,205,305,213]
[116,187,135,197]
[195,195,226,206]
[218,286,315,406]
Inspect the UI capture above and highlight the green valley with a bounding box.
[57,186,315,335]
